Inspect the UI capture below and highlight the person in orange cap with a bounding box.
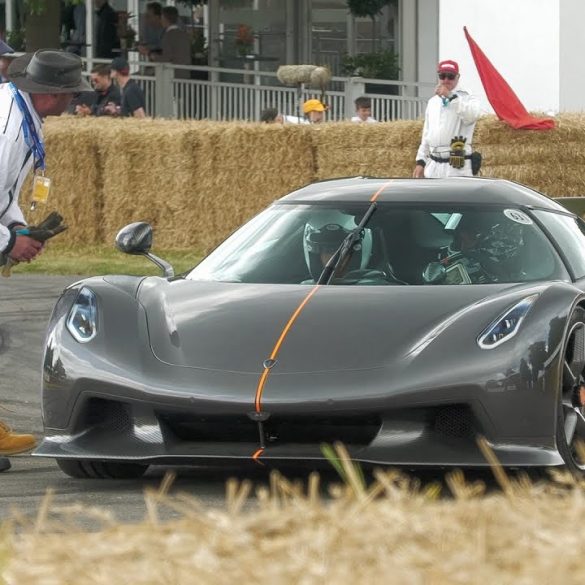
[303,98,327,124]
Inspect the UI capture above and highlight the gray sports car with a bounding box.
[36,177,585,478]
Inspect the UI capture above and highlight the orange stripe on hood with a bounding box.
[370,180,394,202]
[253,179,394,415]
[254,285,321,412]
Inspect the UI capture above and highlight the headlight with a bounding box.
[66,287,98,343]
[477,294,539,349]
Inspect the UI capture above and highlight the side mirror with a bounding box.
[115,222,174,278]
[115,222,153,255]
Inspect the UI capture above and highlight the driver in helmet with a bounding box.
[302,222,395,285]
[441,213,524,283]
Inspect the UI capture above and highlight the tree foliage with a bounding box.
[346,0,391,19]
[341,49,400,80]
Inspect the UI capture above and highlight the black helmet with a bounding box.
[478,221,524,260]
[451,211,524,278]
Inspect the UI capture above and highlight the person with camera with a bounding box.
[0,49,91,472]
[413,60,481,179]
[74,64,121,117]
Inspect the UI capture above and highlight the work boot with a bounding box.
[0,421,36,455]
[0,457,10,472]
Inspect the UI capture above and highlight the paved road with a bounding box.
[0,275,277,527]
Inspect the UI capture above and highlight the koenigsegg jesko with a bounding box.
[35,177,585,478]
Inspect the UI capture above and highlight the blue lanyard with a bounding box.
[8,83,45,172]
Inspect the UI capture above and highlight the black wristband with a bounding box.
[416,159,426,167]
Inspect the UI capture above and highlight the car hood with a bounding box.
[138,279,546,374]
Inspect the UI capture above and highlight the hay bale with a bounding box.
[95,119,315,252]
[475,115,585,196]
[30,113,585,253]
[312,121,421,180]
[170,121,315,252]
[96,118,198,250]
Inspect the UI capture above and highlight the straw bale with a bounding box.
[96,118,199,250]
[176,121,315,252]
[19,116,103,247]
[5,468,585,585]
[28,113,585,252]
[312,121,420,180]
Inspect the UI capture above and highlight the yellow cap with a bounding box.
[303,99,327,114]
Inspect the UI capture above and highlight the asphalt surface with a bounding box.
[0,275,277,528]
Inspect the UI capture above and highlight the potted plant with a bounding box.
[346,0,396,51]
[6,29,26,52]
[347,0,392,23]
[341,49,400,94]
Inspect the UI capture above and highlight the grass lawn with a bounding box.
[11,245,202,276]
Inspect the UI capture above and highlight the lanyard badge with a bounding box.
[32,173,51,208]
[8,83,51,210]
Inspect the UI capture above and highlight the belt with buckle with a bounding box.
[430,154,472,163]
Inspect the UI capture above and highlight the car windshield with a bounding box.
[187,203,569,285]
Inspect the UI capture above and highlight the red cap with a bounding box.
[437,60,459,74]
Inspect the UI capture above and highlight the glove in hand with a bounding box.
[25,211,68,242]
[1,211,68,276]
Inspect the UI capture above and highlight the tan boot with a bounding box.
[0,421,36,455]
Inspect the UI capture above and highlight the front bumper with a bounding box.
[35,390,563,468]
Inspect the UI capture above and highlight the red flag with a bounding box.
[464,26,555,130]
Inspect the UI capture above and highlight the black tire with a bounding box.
[56,459,148,479]
[556,307,585,476]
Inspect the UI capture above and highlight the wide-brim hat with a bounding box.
[7,49,91,93]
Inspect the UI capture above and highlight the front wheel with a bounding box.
[556,307,585,476]
[56,459,149,479]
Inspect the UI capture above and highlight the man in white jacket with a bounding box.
[0,50,90,262]
[0,49,90,472]
[413,60,481,179]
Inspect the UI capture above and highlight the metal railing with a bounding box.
[85,59,433,122]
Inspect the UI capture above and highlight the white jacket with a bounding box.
[0,84,42,252]
[415,87,481,163]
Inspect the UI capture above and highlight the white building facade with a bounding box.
[432,0,585,114]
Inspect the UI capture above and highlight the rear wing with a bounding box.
[554,197,585,218]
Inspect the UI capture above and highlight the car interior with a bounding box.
[190,205,565,285]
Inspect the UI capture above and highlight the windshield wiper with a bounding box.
[316,202,378,285]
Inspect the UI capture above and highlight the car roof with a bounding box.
[278,177,566,210]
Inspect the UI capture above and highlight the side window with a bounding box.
[533,211,585,278]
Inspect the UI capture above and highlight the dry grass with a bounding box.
[3,442,585,584]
